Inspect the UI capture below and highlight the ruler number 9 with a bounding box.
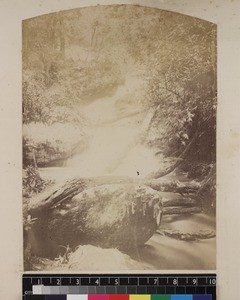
[192,279,197,285]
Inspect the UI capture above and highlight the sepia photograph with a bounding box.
[22,5,216,271]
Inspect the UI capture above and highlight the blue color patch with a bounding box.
[193,295,212,300]
[171,296,192,300]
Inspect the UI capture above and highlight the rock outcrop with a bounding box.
[28,183,162,258]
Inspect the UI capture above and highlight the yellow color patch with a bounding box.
[130,295,151,300]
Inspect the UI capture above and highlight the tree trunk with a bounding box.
[144,178,200,194]
[163,206,202,215]
[162,197,198,207]
[157,228,215,241]
[27,176,200,215]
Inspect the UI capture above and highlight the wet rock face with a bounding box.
[30,184,162,258]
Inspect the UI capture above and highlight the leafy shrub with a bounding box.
[23,165,52,198]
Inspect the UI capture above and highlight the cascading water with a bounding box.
[66,71,163,179]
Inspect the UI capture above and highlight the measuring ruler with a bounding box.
[23,274,216,300]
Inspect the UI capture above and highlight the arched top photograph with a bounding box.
[22,4,216,271]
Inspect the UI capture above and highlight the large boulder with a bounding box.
[29,183,162,258]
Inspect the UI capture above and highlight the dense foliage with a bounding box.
[23,5,216,165]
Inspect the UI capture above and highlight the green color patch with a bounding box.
[151,295,171,300]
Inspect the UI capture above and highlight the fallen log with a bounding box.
[163,206,202,215]
[162,197,197,207]
[144,178,200,195]
[157,229,216,241]
[27,176,200,215]
[27,176,136,214]
[28,178,91,214]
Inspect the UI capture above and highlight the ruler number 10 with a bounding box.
[209,279,216,285]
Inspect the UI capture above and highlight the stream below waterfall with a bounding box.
[32,71,215,271]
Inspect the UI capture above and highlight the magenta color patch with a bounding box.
[88,295,109,300]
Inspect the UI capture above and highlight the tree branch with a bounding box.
[145,130,199,179]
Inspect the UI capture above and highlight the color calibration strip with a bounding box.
[23,274,216,300]
[24,294,212,300]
